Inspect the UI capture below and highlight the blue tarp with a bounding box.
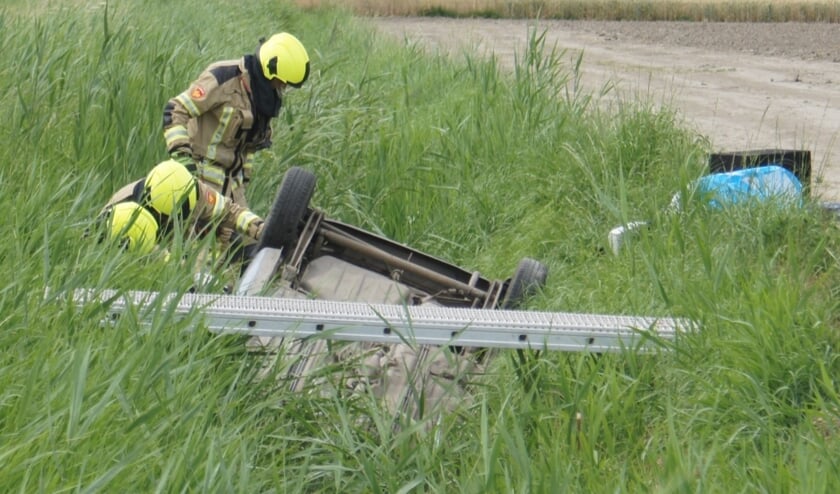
[693,165,803,209]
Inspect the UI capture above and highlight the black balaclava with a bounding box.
[244,53,282,118]
[244,52,282,142]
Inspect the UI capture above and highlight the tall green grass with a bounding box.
[2,0,840,491]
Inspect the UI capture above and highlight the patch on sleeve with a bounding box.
[206,190,217,206]
[191,85,207,100]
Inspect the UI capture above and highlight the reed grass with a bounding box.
[2,0,840,491]
[295,0,840,22]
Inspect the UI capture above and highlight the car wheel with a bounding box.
[502,257,548,309]
[258,166,316,255]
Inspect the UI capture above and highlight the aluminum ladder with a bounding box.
[73,288,685,353]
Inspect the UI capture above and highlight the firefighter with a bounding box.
[162,32,310,208]
[100,159,264,253]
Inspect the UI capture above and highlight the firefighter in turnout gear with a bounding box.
[100,160,264,253]
[163,32,310,208]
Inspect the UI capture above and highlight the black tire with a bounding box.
[502,257,548,309]
[258,167,316,255]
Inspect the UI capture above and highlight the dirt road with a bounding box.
[370,18,840,200]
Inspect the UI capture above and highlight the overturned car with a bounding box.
[238,166,549,419]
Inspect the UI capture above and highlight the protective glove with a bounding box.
[246,220,264,241]
[170,149,196,171]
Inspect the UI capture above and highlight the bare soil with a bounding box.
[370,18,840,200]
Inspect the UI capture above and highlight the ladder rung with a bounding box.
[73,289,686,352]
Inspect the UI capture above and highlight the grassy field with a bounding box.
[294,0,840,21]
[3,0,840,491]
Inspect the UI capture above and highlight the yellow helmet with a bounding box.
[143,159,199,218]
[258,32,310,88]
[104,201,159,255]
